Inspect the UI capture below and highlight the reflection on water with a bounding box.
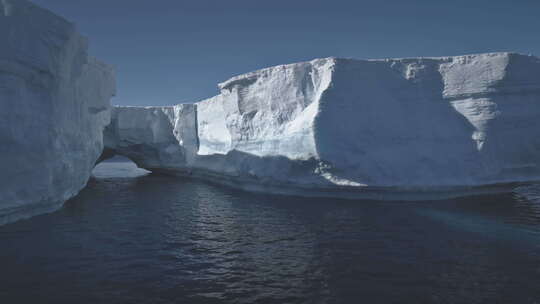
[0,161,539,303]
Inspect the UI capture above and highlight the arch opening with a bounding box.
[92,152,151,179]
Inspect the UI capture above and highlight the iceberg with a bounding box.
[2,0,540,225]
[105,53,540,198]
[0,0,115,225]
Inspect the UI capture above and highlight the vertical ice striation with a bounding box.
[0,0,115,224]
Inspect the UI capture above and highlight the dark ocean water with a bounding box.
[1,160,540,304]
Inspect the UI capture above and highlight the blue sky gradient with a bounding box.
[32,0,540,106]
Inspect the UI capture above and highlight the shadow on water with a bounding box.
[0,161,539,303]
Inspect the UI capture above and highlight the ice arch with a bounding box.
[100,105,198,173]
[101,53,540,199]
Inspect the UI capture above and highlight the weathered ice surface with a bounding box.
[0,0,115,224]
[103,105,196,169]
[105,52,540,198]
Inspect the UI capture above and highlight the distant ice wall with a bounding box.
[105,52,540,197]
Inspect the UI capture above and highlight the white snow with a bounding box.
[0,0,115,225]
[105,52,540,198]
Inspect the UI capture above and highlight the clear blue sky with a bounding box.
[32,0,540,106]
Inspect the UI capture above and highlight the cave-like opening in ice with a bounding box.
[92,155,151,179]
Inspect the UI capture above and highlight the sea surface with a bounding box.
[1,158,540,303]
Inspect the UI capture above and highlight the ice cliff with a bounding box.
[104,53,540,198]
[0,0,115,224]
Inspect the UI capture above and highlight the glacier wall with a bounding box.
[0,0,115,225]
[104,52,540,198]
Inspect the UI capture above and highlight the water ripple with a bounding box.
[0,162,539,303]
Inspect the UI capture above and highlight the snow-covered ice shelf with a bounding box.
[104,53,540,198]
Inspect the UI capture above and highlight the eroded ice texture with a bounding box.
[0,0,115,224]
[105,53,540,198]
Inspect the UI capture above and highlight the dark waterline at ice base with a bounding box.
[1,160,539,303]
